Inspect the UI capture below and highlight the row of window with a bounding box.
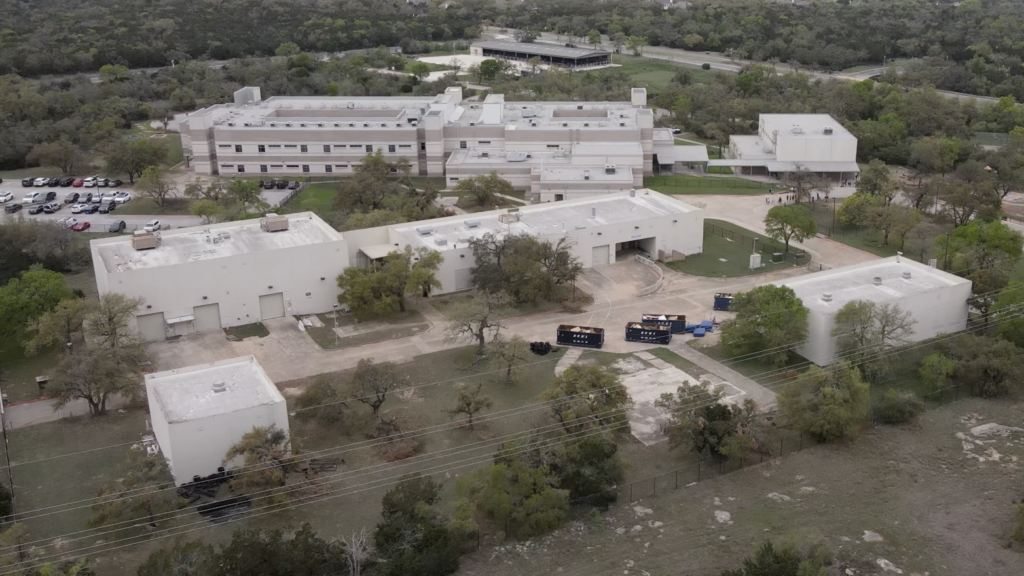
[219,164,363,173]
[458,140,492,149]
[218,143,421,153]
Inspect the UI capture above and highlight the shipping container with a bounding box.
[640,314,687,333]
[713,293,734,311]
[556,324,605,349]
[625,322,672,344]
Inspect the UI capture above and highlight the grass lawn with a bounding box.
[807,201,902,258]
[645,348,701,372]
[667,219,805,278]
[688,341,802,385]
[644,174,771,195]
[161,132,184,166]
[303,310,429,350]
[288,184,337,214]
[224,322,269,340]
[113,197,191,216]
[430,291,592,320]
[0,167,65,180]
[594,55,713,91]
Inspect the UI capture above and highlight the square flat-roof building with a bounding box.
[90,212,348,342]
[470,40,611,69]
[146,356,288,485]
[772,256,971,365]
[182,86,675,201]
[709,114,860,181]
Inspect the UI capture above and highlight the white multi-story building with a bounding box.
[146,355,289,485]
[90,191,703,341]
[709,114,860,181]
[182,87,700,200]
[772,256,971,366]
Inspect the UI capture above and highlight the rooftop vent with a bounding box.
[416,225,434,236]
[562,123,568,127]
[620,122,626,127]
[824,126,833,135]
[261,214,289,233]
[791,125,804,134]
[270,122,277,127]
[873,276,882,286]
[300,123,307,127]
[285,123,293,127]
[465,219,481,228]
[590,207,597,218]
[481,152,489,158]
[902,271,912,280]
[630,188,636,197]
[212,381,227,393]
[227,122,235,126]
[605,165,616,174]
[577,105,584,110]
[317,123,324,128]
[822,293,833,302]
[583,170,590,180]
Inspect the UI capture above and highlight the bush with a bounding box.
[873,389,924,424]
[0,482,11,517]
[1014,503,1024,545]
[294,376,346,425]
[702,62,711,70]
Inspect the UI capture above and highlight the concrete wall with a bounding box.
[775,134,857,163]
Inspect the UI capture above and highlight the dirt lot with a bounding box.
[456,397,1024,576]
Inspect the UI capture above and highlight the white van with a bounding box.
[22,191,41,203]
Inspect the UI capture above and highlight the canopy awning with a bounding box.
[360,244,397,260]
[165,315,195,325]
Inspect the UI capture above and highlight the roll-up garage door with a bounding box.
[592,245,610,266]
[193,303,222,332]
[454,268,473,291]
[137,312,166,342]
[259,293,285,320]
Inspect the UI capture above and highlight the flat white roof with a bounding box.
[147,356,283,424]
[773,257,970,314]
[539,167,634,183]
[91,212,342,273]
[392,190,699,253]
[761,114,855,139]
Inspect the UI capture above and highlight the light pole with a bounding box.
[0,381,14,512]
[332,304,339,348]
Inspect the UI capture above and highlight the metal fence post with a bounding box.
[799,432,803,451]
[675,470,678,490]
[653,477,657,497]
[629,483,633,503]
[780,437,785,456]
[718,459,723,475]
[697,460,701,482]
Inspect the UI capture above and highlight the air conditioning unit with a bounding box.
[261,214,289,233]
[605,165,616,174]
[131,231,159,250]
[416,225,434,235]
[823,126,833,135]
[434,238,448,246]
[465,219,481,228]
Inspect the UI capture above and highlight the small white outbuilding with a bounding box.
[146,355,289,485]
[772,256,972,366]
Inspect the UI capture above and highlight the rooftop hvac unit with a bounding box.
[465,219,481,228]
[131,231,160,251]
[434,238,448,246]
[605,165,616,174]
[286,123,293,127]
[583,170,590,180]
[522,109,537,118]
[243,122,251,127]
[824,126,833,135]
[498,213,520,224]
[261,214,289,233]
[481,152,489,158]
[416,225,434,235]
[347,102,355,109]
[791,125,804,134]
[227,122,235,126]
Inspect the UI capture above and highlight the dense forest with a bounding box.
[4,0,1024,99]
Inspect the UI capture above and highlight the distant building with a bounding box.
[709,114,860,181]
[470,40,611,69]
[146,356,288,485]
[771,256,971,365]
[91,192,703,341]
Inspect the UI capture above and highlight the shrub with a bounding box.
[294,376,346,425]
[701,62,711,70]
[873,389,924,424]
[1014,503,1024,545]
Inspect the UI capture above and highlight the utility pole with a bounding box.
[333,304,339,348]
[0,382,15,510]
[943,232,952,270]
[832,197,837,236]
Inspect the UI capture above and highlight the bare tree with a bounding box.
[353,359,407,421]
[447,382,492,431]
[50,344,146,416]
[444,291,509,357]
[488,334,530,384]
[86,293,145,350]
[138,166,176,207]
[875,303,916,348]
[339,529,373,576]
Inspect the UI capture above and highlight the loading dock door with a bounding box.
[193,303,222,332]
[592,245,610,266]
[454,268,473,291]
[137,312,166,342]
[259,293,285,320]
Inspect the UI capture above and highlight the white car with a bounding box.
[56,217,78,229]
[22,191,42,203]
[70,203,87,213]
[33,177,49,187]
[0,192,12,203]
[100,192,117,204]
[144,220,161,232]
[83,177,97,188]
[113,191,132,204]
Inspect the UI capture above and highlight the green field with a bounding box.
[112,197,191,216]
[644,174,771,195]
[666,219,804,278]
[288,184,337,214]
[592,55,713,92]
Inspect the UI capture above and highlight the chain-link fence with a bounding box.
[705,222,808,263]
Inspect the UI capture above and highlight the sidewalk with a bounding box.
[668,341,777,410]
[3,395,129,430]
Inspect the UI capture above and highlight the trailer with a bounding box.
[640,314,687,334]
[625,322,672,344]
[713,293,734,311]
[557,325,605,349]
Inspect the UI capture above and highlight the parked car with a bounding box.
[108,220,126,233]
[72,221,91,232]
[113,191,132,204]
[42,202,62,214]
[274,179,288,189]
[22,191,41,203]
[63,192,80,203]
[44,191,57,202]
[70,203,87,213]
[109,179,123,187]
[4,203,22,214]
[47,177,61,187]
[287,181,301,190]
[98,201,116,214]
[83,177,97,188]
[90,192,102,203]
[97,178,109,188]
[21,178,34,187]
[72,179,84,187]
[59,177,75,187]
[144,219,161,232]
[34,177,49,187]
[0,192,12,203]
[100,192,117,204]
[262,180,275,189]
[57,217,77,228]
[80,204,99,214]
[27,204,45,214]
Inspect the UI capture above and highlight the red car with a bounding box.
[71,221,91,232]
[72,179,84,187]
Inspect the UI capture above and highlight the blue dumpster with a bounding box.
[683,323,698,333]
[713,293,733,311]
[699,320,714,332]
[693,327,707,337]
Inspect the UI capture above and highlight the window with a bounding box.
[286,164,299,168]
[350,144,362,148]
[271,164,284,168]
[459,141,467,149]
[333,144,345,148]
[260,165,268,173]
[237,165,245,173]
[258,145,266,153]
[388,145,396,153]
[399,144,412,148]
[420,142,426,151]
[221,164,234,168]
[285,145,298,148]
[365,145,372,152]
[547,144,559,149]
[300,145,308,153]
[478,140,491,144]
[235,145,242,153]
[269,144,282,148]
[323,145,331,153]
[450,177,459,182]
[325,165,333,173]
[218,144,231,149]
[335,164,348,168]
[302,165,310,173]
